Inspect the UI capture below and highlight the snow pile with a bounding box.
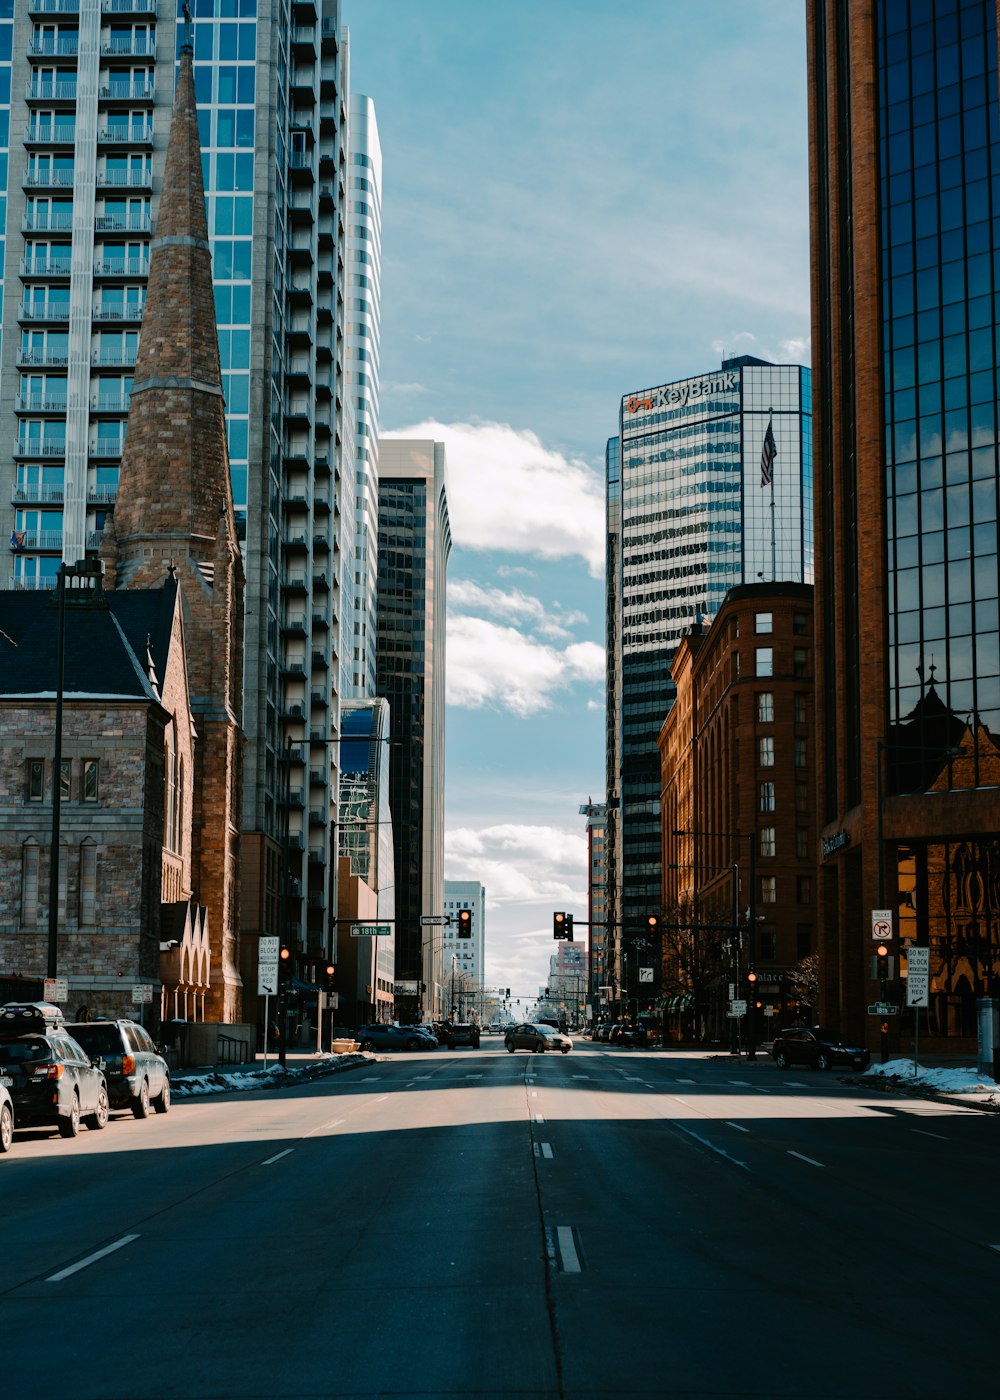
[865,1058,1000,1105]
[171,1052,368,1098]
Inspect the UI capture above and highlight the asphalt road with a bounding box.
[3,1041,997,1400]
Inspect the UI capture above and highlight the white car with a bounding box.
[0,1074,13,1152]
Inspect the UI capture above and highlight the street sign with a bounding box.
[43,978,68,1003]
[906,946,930,1008]
[258,968,279,997]
[259,936,280,960]
[871,909,893,941]
[132,984,153,1005]
[351,923,392,938]
[420,915,446,926]
[867,1001,899,1015]
[638,967,654,983]
[731,998,747,1015]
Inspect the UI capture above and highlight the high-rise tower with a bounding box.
[807,0,1000,1044]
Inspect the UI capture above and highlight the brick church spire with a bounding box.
[102,33,245,1023]
[101,40,237,584]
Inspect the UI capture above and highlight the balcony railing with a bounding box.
[100,39,156,58]
[22,213,74,232]
[26,80,78,101]
[95,213,151,233]
[13,485,65,503]
[7,574,56,590]
[89,435,126,457]
[21,256,73,275]
[32,0,81,13]
[96,167,152,187]
[91,352,138,368]
[93,258,150,277]
[16,395,68,413]
[28,37,80,58]
[90,395,131,412]
[20,302,71,321]
[23,168,75,187]
[88,485,119,504]
[99,81,155,101]
[102,0,157,11]
[91,302,144,321]
[17,351,69,367]
[25,126,76,144]
[10,529,64,549]
[97,124,154,143]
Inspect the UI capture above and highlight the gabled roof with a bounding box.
[0,579,177,704]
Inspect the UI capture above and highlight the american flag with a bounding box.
[760,418,776,489]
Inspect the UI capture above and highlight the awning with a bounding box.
[664,993,694,1013]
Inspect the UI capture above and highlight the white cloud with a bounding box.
[448,578,587,641]
[383,419,605,577]
[447,614,604,716]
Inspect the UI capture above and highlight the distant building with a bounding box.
[609,357,813,1009]
[548,943,588,1027]
[578,800,607,1018]
[807,1,1000,1048]
[443,880,485,1018]
[376,440,452,1020]
[659,583,816,1041]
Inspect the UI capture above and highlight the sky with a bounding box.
[343,0,813,1011]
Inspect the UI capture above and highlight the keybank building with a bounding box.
[613,356,813,933]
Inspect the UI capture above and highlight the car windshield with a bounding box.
[0,1037,50,1063]
[66,1024,122,1055]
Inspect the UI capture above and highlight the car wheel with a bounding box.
[817,1052,832,1071]
[360,1038,376,1052]
[406,1037,422,1051]
[0,1101,12,1152]
[854,1056,869,1071]
[534,1043,545,1053]
[505,1042,514,1053]
[561,1046,570,1054]
[132,1079,150,1119]
[154,1077,171,1114]
[59,1093,81,1138]
[775,1051,788,1069]
[87,1085,110,1131]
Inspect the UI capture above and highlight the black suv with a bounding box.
[66,1018,170,1117]
[770,1025,870,1072]
[441,1022,480,1048]
[0,1003,109,1138]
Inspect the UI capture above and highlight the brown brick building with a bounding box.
[659,583,817,1043]
[807,2,1000,1051]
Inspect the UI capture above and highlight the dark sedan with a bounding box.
[357,1024,437,1053]
[770,1025,870,1072]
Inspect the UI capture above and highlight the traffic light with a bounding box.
[553,911,567,940]
[876,943,890,983]
[565,913,574,940]
[458,908,472,938]
[506,988,511,998]
[647,915,660,934]
[325,963,335,990]
[279,945,291,983]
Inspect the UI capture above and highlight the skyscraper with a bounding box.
[443,879,486,1017]
[609,356,813,969]
[807,0,1000,1043]
[0,2,372,990]
[376,439,452,1021]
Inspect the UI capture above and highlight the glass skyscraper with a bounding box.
[808,0,1000,1043]
[0,1,377,984]
[610,356,813,943]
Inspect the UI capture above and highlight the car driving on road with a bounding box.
[504,1023,572,1054]
[358,1023,437,1053]
[770,1025,870,1072]
[441,1022,480,1048]
[0,1003,109,1138]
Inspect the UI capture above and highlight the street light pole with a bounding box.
[46,562,69,981]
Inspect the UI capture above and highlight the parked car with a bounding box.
[608,1022,628,1044]
[66,1018,170,1117]
[596,1022,613,1042]
[618,1025,649,1047]
[770,1025,870,1072]
[441,1022,480,1048]
[357,1023,437,1053]
[0,1003,109,1138]
[504,1023,572,1054]
[0,1074,14,1152]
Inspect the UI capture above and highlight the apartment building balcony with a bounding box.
[282,700,306,720]
[14,438,66,459]
[99,79,155,103]
[96,166,153,191]
[308,767,327,788]
[29,0,81,16]
[90,393,131,413]
[15,394,68,414]
[281,571,308,594]
[19,301,70,324]
[11,529,64,551]
[87,483,118,504]
[313,491,331,516]
[287,279,314,307]
[22,167,75,191]
[281,612,308,637]
[28,36,79,61]
[86,528,106,550]
[89,433,126,458]
[286,319,313,348]
[288,152,315,185]
[17,348,69,369]
[22,211,73,233]
[25,79,78,103]
[20,254,73,278]
[310,648,328,671]
[101,0,158,13]
[308,807,327,827]
[287,787,305,809]
[95,212,151,233]
[313,453,331,477]
[13,483,65,504]
[7,574,56,590]
[91,301,144,323]
[91,351,138,369]
[310,690,328,709]
[283,535,310,562]
[288,239,315,271]
[284,400,312,426]
[25,125,76,146]
[311,609,329,631]
[97,124,154,146]
[100,39,156,59]
[93,257,150,278]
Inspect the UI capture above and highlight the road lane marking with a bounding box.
[534,1113,545,1124]
[728,1080,752,1087]
[726,1121,749,1133]
[788,1151,825,1168]
[783,1081,808,1087]
[464,1074,483,1078]
[671,1121,750,1172]
[359,1076,381,1082]
[374,1095,388,1102]
[676,1078,697,1085]
[262,1148,294,1165]
[912,1129,948,1140]
[48,1235,140,1282]
[556,1226,582,1273]
[541,1142,553,1159]
[304,1118,344,1137]
[571,1074,591,1079]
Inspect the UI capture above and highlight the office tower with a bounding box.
[443,879,485,1017]
[345,90,381,701]
[578,800,608,1017]
[609,357,813,973]
[376,439,452,1021]
[604,435,622,1012]
[0,1,366,990]
[807,0,1000,1043]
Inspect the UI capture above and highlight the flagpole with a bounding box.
[770,453,776,581]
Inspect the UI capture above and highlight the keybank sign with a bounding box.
[623,370,737,418]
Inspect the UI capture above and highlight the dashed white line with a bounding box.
[556,1226,581,1273]
[726,1121,749,1133]
[529,1091,537,1097]
[540,1142,554,1159]
[671,1121,750,1172]
[48,1234,140,1283]
[534,1113,545,1124]
[261,1148,294,1165]
[728,1080,752,1087]
[676,1078,697,1085]
[912,1129,948,1140]
[788,1150,825,1168]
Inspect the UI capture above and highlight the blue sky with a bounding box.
[344,0,812,1008]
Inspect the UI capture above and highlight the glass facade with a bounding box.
[613,358,813,934]
[878,0,1000,741]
